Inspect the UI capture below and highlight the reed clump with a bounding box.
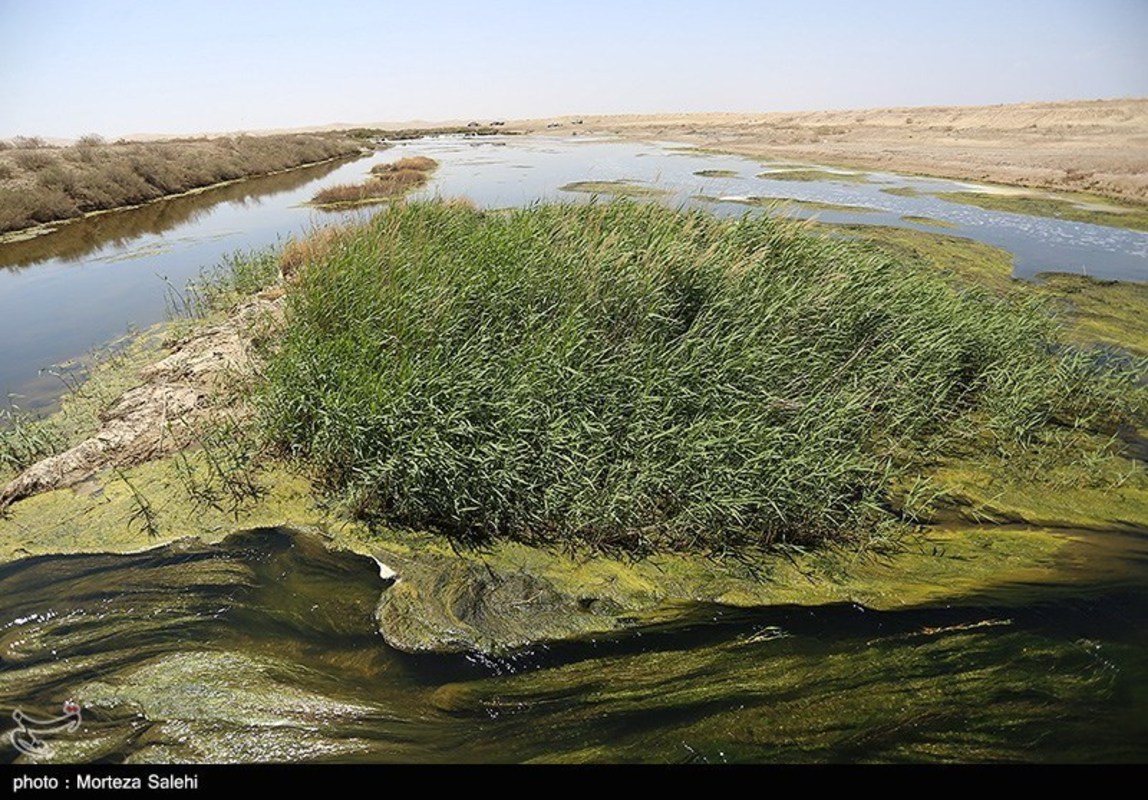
[310,157,439,206]
[257,200,1146,554]
[372,156,439,174]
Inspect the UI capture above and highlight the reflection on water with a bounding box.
[1,135,1146,414]
[0,158,352,271]
[0,528,1144,763]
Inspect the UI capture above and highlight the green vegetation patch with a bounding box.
[902,215,958,229]
[257,200,1146,554]
[881,186,923,198]
[559,180,669,197]
[758,169,872,184]
[310,156,439,208]
[826,224,1020,296]
[935,191,1148,232]
[693,169,739,179]
[700,195,878,214]
[0,457,328,564]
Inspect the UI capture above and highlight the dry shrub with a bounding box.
[36,164,80,195]
[372,168,430,194]
[311,183,373,205]
[371,156,438,175]
[0,185,80,229]
[13,149,58,171]
[310,173,424,205]
[0,133,362,233]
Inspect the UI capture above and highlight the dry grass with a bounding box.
[0,133,364,234]
[279,222,363,281]
[310,156,438,207]
[371,156,439,174]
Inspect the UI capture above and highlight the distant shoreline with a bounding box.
[6,98,1143,242]
[508,98,1148,205]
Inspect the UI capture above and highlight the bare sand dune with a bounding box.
[514,99,1148,203]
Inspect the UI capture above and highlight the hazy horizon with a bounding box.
[2,0,1147,140]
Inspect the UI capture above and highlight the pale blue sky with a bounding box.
[1,0,1146,139]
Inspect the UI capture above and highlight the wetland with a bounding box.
[2,132,1147,764]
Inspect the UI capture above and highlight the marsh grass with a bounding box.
[0,406,67,476]
[902,215,958,229]
[172,414,266,519]
[372,156,439,174]
[311,157,438,207]
[257,200,1146,554]
[116,467,160,538]
[881,186,922,197]
[174,248,281,319]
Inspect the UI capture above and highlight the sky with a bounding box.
[1,0,1146,139]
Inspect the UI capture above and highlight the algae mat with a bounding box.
[1,526,1146,763]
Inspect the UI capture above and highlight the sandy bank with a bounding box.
[512,99,1148,204]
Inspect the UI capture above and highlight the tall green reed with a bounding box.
[257,200,1146,553]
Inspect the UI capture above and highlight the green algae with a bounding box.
[2,443,1132,657]
[935,190,1148,233]
[931,455,1148,532]
[1035,273,1148,357]
[758,168,872,184]
[823,223,1020,296]
[558,180,669,197]
[881,186,923,198]
[363,513,1131,654]
[0,457,331,563]
[429,583,1144,763]
[825,223,1148,357]
[5,522,1141,763]
[901,215,958,229]
[696,194,879,214]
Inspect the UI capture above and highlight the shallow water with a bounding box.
[1,527,1145,763]
[1,135,1146,413]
